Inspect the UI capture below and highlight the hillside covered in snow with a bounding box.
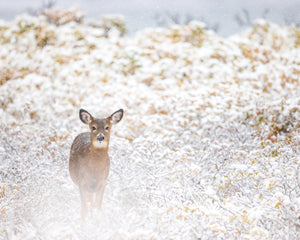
[0,9,300,239]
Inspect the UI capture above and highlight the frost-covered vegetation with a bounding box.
[0,8,300,240]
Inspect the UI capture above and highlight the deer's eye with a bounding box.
[105,126,109,131]
[92,126,97,131]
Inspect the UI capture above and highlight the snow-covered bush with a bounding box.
[0,14,299,239]
[41,6,84,26]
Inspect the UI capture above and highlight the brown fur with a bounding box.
[69,109,123,219]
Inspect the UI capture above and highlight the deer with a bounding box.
[69,108,124,219]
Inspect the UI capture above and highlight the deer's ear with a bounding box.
[79,109,93,124]
[110,109,124,125]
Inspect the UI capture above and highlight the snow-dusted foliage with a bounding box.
[0,12,300,239]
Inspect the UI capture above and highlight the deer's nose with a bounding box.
[97,134,104,142]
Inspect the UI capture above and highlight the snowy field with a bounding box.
[0,9,300,240]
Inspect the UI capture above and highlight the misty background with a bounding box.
[0,0,299,37]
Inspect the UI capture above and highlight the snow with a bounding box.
[0,11,300,239]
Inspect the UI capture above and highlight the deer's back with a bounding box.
[71,132,91,155]
[69,132,91,185]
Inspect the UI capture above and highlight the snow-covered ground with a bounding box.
[0,10,300,240]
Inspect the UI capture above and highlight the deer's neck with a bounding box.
[90,145,108,158]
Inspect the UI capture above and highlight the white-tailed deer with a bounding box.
[69,108,123,219]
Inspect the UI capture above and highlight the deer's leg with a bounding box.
[96,184,106,211]
[79,188,88,220]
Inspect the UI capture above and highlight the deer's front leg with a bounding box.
[96,184,106,211]
[79,188,88,220]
